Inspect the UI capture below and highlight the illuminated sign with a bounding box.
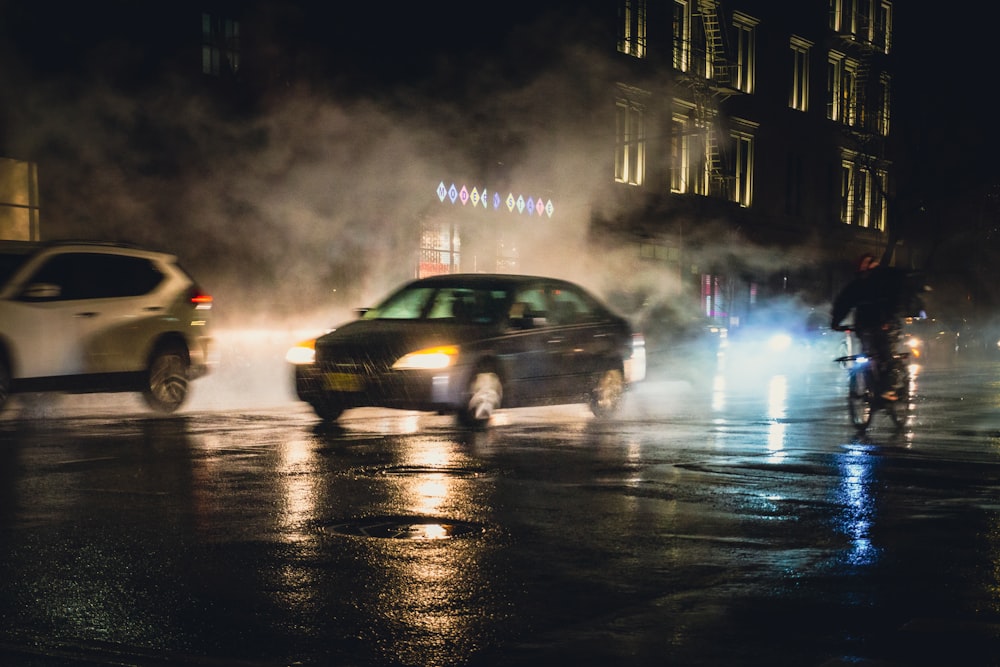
[436,181,554,218]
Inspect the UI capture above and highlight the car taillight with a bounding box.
[189,287,213,310]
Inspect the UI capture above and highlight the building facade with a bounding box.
[416,0,899,329]
[0,0,905,323]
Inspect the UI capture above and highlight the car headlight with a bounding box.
[768,333,792,352]
[392,345,459,370]
[285,339,316,365]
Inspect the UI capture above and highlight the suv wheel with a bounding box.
[143,344,190,413]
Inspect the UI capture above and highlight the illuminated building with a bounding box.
[0,1,922,320]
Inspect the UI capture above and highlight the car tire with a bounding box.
[143,343,190,413]
[0,356,9,411]
[459,370,502,428]
[311,400,345,422]
[590,366,625,418]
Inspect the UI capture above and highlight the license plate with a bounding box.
[323,372,364,392]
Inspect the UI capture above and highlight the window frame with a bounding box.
[618,0,648,58]
[615,91,647,187]
[672,0,691,71]
[201,12,241,77]
[732,13,758,94]
[878,74,891,136]
[729,128,754,208]
[789,37,812,112]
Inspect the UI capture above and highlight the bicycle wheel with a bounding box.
[847,367,873,429]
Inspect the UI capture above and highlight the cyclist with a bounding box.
[830,254,915,401]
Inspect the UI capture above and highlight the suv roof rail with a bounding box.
[40,238,144,249]
[38,239,180,256]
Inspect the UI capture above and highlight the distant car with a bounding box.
[0,240,214,413]
[902,317,960,364]
[288,273,644,427]
[632,301,727,371]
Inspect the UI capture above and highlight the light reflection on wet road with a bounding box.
[2,360,1000,665]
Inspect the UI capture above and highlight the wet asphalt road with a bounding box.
[2,356,1000,666]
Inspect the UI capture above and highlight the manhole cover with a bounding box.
[377,465,489,478]
[322,515,485,540]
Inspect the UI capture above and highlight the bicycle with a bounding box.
[834,329,911,431]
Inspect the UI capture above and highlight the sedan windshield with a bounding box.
[364,285,511,324]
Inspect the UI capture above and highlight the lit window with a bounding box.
[874,169,888,231]
[789,37,812,112]
[878,74,891,136]
[670,112,691,193]
[839,155,887,229]
[615,93,646,186]
[857,168,872,228]
[832,0,892,53]
[419,222,459,277]
[728,129,754,208]
[640,241,672,262]
[840,159,855,225]
[842,59,858,126]
[827,52,857,125]
[673,0,691,71]
[829,0,842,31]
[827,54,842,121]
[732,14,758,94]
[671,104,718,197]
[841,0,856,36]
[618,0,647,59]
[856,0,893,51]
[202,13,240,77]
[876,2,892,54]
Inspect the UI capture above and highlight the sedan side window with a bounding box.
[366,286,435,320]
[509,287,549,327]
[426,288,508,324]
[549,286,596,325]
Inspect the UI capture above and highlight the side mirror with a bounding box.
[21,283,61,300]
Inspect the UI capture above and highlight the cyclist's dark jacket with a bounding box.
[830,265,909,331]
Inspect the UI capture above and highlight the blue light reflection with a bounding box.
[835,443,881,566]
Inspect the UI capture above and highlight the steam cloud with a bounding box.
[0,13,830,413]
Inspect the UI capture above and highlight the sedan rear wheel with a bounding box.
[590,367,625,418]
[459,371,502,428]
[143,345,190,413]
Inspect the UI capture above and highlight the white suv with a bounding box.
[0,241,214,413]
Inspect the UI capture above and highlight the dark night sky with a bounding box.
[892,5,996,200]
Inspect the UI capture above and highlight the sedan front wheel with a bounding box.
[459,371,502,428]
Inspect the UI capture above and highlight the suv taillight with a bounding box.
[189,287,213,310]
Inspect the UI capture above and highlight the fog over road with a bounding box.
[2,357,1000,666]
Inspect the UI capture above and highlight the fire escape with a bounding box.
[678,0,740,199]
[837,10,892,250]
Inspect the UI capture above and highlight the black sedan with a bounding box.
[287,273,645,427]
